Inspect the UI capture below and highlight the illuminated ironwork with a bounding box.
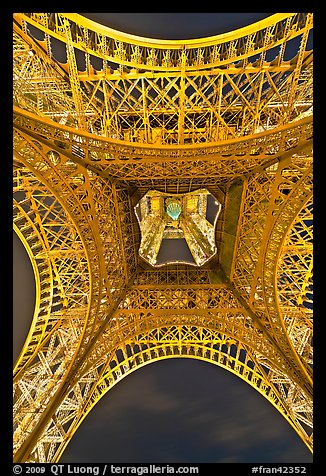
[135,189,221,267]
[13,12,313,463]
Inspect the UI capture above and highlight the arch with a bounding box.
[13,128,136,461]
[43,322,312,463]
[13,228,37,363]
[14,14,309,72]
[13,221,45,369]
[13,142,93,455]
[13,13,313,146]
[13,12,313,464]
[261,165,313,385]
[62,357,312,463]
[276,196,313,365]
[13,153,90,377]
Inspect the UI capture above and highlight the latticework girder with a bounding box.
[13,12,313,463]
[13,13,313,143]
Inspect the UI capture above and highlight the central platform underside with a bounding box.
[135,189,221,267]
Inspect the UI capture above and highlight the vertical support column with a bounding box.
[63,17,87,131]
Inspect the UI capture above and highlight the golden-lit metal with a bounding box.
[13,12,313,463]
[136,189,221,266]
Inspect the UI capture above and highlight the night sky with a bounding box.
[13,13,313,464]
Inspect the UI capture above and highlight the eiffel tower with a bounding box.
[13,13,313,463]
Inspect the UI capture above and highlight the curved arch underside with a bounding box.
[13,13,313,145]
[50,321,312,463]
[13,12,313,463]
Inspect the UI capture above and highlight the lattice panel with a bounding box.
[277,197,313,365]
[13,13,313,144]
[18,13,310,71]
[13,165,90,453]
[13,130,134,456]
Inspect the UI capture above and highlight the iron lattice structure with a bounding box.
[13,13,313,463]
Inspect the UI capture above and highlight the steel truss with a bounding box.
[13,12,313,462]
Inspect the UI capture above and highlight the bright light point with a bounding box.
[166,201,182,221]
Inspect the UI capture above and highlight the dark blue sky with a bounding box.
[80,13,272,40]
[60,359,312,464]
[13,232,35,363]
[13,13,313,465]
